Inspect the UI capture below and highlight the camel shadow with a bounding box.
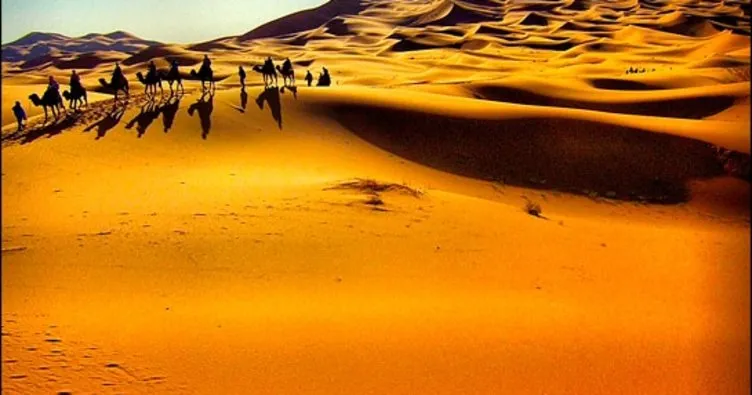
[84,104,126,140]
[281,85,297,100]
[11,113,81,145]
[125,99,163,138]
[161,93,182,133]
[256,87,282,129]
[188,91,214,139]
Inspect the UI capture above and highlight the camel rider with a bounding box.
[112,62,124,85]
[264,56,274,72]
[169,60,179,77]
[283,58,292,72]
[69,70,82,94]
[147,60,158,80]
[202,55,211,73]
[47,76,62,100]
[48,75,60,93]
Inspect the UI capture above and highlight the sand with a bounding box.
[2,0,750,394]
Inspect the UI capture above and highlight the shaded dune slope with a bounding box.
[238,0,367,41]
[472,85,738,118]
[331,104,723,203]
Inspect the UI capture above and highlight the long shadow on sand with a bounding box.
[125,99,163,138]
[84,103,127,140]
[188,91,214,139]
[5,113,82,145]
[234,88,249,113]
[256,87,283,129]
[474,85,737,119]
[332,105,731,204]
[161,93,182,133]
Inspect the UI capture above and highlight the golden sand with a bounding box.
[2,0,750,393]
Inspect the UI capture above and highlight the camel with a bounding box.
[190,65,215,92]
[136,71,164,96]
[98,75,130,101]
[62,86,88,110]
[253,63,277,88]
[28,89,65,122]
[164,68,184,94]
[276,64,295,88]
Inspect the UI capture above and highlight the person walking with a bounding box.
[12,101,27,131]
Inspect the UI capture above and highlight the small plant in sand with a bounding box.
[324,178,423,198]
[364,195,385,206]
[524,200,542,217]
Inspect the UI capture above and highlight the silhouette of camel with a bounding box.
[125,99,163,138]
[190,65,215,92]
[275,65,296,88]
[62,86,88,110]
[84,104,126,140]
[188,91,214,139]
[256,86,282,129]
[164,67,184,94]
[28,89,65,122]
[161,93,182,132]
[281,85,298,100]
[98,75,130,101]
[136,71,164,96]
[253,64,278,88]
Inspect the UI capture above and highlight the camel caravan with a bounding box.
[22,54,333,126]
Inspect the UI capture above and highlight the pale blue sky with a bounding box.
[1,0,327,44]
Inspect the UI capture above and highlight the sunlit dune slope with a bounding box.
[2,85,749,394]
[2,0,750,394]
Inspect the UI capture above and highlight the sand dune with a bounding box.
[2,0,750,393]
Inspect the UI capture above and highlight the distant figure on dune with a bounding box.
[317,67,331,87]
[239,65,246,89]
[276,57,295,88]
[305,70,313,87]
[12,101,27,131]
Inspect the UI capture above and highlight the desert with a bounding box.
[2,0,750,394]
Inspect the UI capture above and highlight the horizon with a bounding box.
[1,0,328,45]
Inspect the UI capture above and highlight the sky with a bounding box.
[1,0,327,44]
